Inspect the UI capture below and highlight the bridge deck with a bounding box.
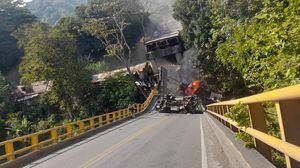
[21,111,274,168]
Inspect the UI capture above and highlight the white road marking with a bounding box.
[200,115,208,168]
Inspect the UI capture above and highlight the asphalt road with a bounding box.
[24,111,231,168]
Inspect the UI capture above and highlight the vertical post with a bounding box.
[106,114,110,124]
[113,112,117,121]
[67,124,73,138]
[50,129,58,144]
[248,103,272,161]
[221,106,230,128]
[5,141,15,161]
[120,110,124,118]
[99,116,103,126]
[31,134,39,151]
[90,118,95,129]
[78,121,85,133]
[275,100,300,168]
[217,106,222,122]
[220,106,227,125]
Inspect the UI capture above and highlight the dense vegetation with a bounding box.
[173,0,300,96]
[26,0,86,25]
[0,0,148,142]
[0,0,36,76]
[173,1,299,167]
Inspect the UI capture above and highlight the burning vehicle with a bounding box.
[177,80,222,106]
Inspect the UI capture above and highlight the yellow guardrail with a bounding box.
[0,89,158,163]
[207,84,300,168]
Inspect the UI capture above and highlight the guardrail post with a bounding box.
[120,110,124,118]
[248,103,272,161]
[117,111,121,120]
[5,142,15,161]
[31,134,39,151]
[67,124,73,138]
[275,100,300,168]
[99,116,103,126]
[217,106,222,122]
[106,114,110,124]
[51,129,58,144]
[90,118,95,129]
[113,112,117,121]
[222,106,231,128]
[220,106,227,126]
[78,121,85,133]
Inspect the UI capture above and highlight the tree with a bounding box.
[0,0,36,74]
[0,72,11,141]
[216,0,300,91]
[173,0,299,96]
[19,29,91,119]
[80,0,148,97]
[173,0,247,95]
[55,17,105,60]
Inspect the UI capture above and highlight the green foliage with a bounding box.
[0,0,148,142]
[235,132,254,148]
[19,28,91,119]
[226,104,250,127]
[6,113,32,138]
[82,73,145,116]
[217,0,300,91]
[78,57,107,74]
[0,0,36,74]
[100,73,143,109]
[0,73,11,113]
[173,0,300,96]
[272,150,286,168]
[173,0,247,96]
[226,104,254,148]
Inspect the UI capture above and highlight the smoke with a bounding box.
[179,48,198,84]
[139,0,198,87]
[140,0,181,37]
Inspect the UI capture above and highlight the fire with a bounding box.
[185,80,201,96]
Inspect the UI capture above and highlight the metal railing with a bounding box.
[207,84,300,168]
[0,89,158,163]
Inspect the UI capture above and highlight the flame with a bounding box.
[185,80,201,96]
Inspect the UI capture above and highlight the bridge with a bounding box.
[0,85,300,168]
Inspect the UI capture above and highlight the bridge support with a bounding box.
[248,103,272,161]
[175,53,183,64]
[275,100,300,168]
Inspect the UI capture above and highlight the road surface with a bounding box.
[24,111,232,168]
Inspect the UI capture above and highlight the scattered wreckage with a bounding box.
[156,95,205,114]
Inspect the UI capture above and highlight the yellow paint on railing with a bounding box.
[0,89,157,163]
[4,142,15,161]
[31,135,39,151]
[208,84,300,106]
[51,129,58,144]
[206,110,300,162]
[207,84,300,168]
[67,124,73,138]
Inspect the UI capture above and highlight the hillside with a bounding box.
[26,0,86,25]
